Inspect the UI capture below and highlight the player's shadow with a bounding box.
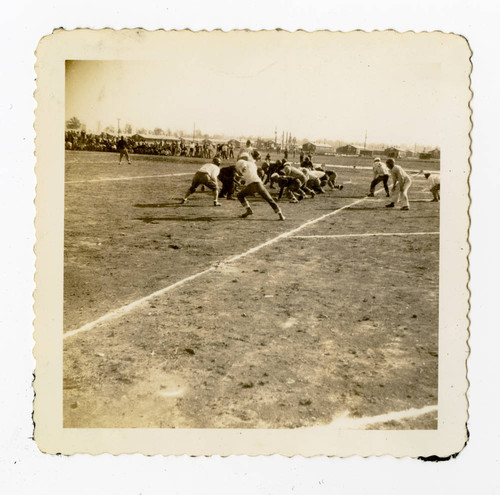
[135,216,274,223]
[344,206,387,211]
[334,195,371,199]
[134,202,199,208]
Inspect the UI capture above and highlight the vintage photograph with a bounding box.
[34,30,470,455]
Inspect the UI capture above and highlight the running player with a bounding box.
[181,157,222,206]
[385,158,412,210]
[236,153,285,220]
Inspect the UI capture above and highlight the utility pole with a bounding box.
[364,129,367,149]
[117,118,121,135]
[274,126,277,147]
[193,123,195,141]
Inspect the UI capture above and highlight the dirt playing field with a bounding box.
[63,150,440,429]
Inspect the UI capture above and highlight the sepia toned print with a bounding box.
[34,29,470,456]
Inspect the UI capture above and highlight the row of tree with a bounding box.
[65,117,210,139]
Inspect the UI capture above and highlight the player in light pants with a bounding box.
[385,158,412,210]
[236,152,285,220]
[181,157,222,206]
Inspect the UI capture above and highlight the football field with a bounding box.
[63,151,440,429]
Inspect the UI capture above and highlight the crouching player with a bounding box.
[385,158,412,210]
[236,154,285,220]
[322,170,343,190]
[424,172,440,202]
[283,164,315,198]
[272,173,305,203]
[265,158,287,187]
[218,163,241,200]
[368,157,390,197]
[181,157,222,206]
[301,168,324,194]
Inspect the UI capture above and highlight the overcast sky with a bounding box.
[66,32,444,147]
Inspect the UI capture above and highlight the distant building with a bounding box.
[257,139,275,151]
[360,149,374,157]
[302,142,335,155]
[336,144,362,155]
[419,149,439,160]
[384,147,407,159]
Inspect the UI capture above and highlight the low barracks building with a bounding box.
[336,144,362,155]
[302,142,335,155]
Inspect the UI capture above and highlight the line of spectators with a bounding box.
[65,131,236,158]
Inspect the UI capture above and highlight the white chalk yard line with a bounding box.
[291,231,440,240]
[310,404,438,430]
[324,163,440,174]
[63,266,217,339]
[66,172,192,184]
[64,196,368,340]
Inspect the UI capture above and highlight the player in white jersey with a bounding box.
[181,157,222,206]
[301,167,325,193]
[424,172,440,201]
[236,151,285,220]
[385,158,412,210]
[368,157,390,197]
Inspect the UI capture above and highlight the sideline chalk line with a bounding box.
[306,404,438,430]
[291,231,439,239]
[66,172,192,184]
[64,196,368,340]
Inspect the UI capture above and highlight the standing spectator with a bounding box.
[368,157,390,197]
[385,158,412,210]
[221,143,228,160]
[117,136,131,164]
[228,142,234,158]
[238,140,254,159]
[299,150,304,165]
[284,147,288,160]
